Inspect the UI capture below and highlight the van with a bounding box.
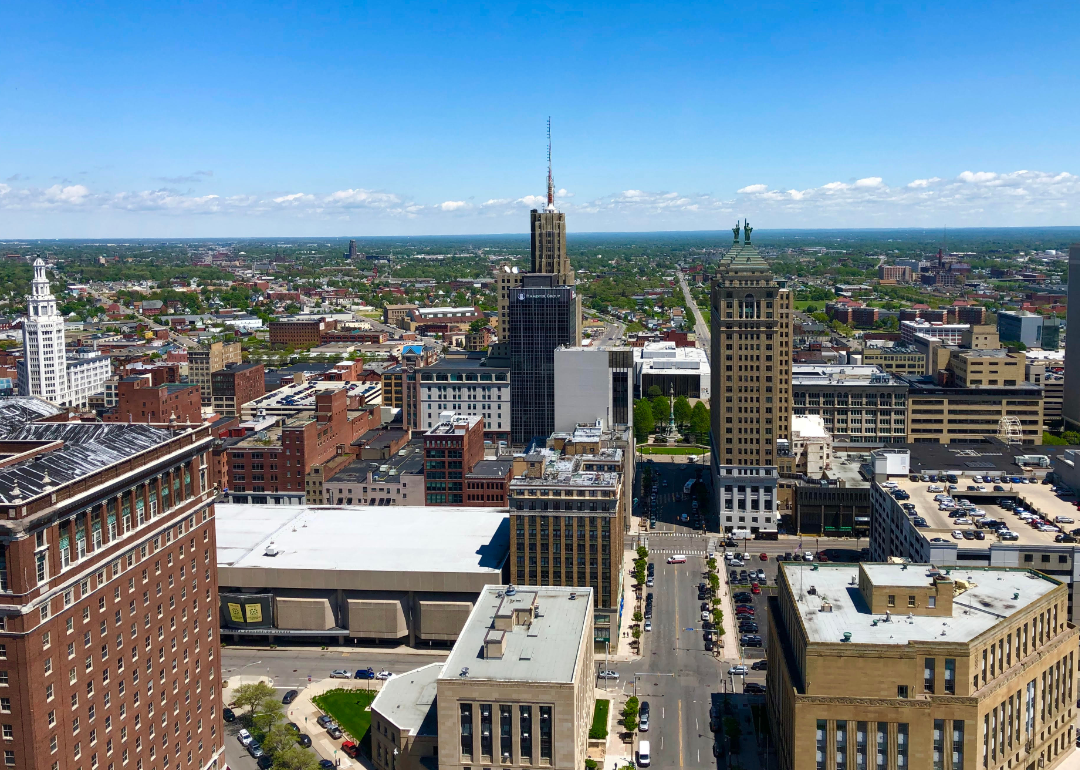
[638,740,651,767]
[667,555,687,564]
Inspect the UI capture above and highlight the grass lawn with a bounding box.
[312,688,377,745]
[638,445,709,455]
[590,699,610,739]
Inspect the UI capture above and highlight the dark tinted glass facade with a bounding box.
[509,278,576,445]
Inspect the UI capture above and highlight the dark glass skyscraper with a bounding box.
[509,274,578,445]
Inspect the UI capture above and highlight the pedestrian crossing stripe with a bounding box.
[650,532,703,537]
[651,548,708,555]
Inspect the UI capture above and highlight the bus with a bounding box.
[683,479,695,496]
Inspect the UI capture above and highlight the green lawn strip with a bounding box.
[590,699,610,739]
[637,445,709,455]
[311,688,376,744]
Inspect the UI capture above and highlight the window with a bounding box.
[856,722,867,770]
[887,595,895,607]
[817,720,827,770]
[500,705,512,761]
[908,596,916,608]
[539,706,552,761]
[519,706,532,762]
[459,703,473,759]
[479,704,492,759]
[897,684,908,699]
[952,720,964,770]
[944,659,955,695]
[876,723,887,770]
[896,724,908,769]
[924,658,935,693]
[836,721,847,770]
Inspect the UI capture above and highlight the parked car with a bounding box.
[222,707,235,723]
[355,667,375,679]
[330,669,351,679]
[248,743,264,759]
[644,620,652,631]
[342,741,360,758]
[258,756,274,770]
[759,553,768,561]
[740,635,763,647]
[237,729,254,747]
[327,726,343,739]
[751,584,761,594]
[751,660,768,671]
[297,734,312,748]
[598,669,619,680]
[282,689,298,704]
[730,664,749,675]
[320,761,337,769]
[701,611,711,621]
[739,622,759,633]
[316,715,334,728]
[376,670,394,680]
[744,682,766,694]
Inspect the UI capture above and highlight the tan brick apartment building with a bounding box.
[768,562,1077,770]
[189,341,241,408]
[210,363,265,418]
[0,420,223,770]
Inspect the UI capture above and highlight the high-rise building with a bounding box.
[553,346,633,432]
[423,413,485,505]
[508,275,578,446]
[189,341,242,408]
[0,418,224,770]
[18,259,111,408]
[346,239,358,259]
[1065,245,1080,430]
[709,221,792,535]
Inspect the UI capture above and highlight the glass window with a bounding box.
[459,703,473,759]
[933,719,945,770]
[876,723,887,770]
[500,705,512,762]
[952,720,964,770]
[539,706,552,761]
[924,658,935,693]
[817,720,827,770]
[479,704,492,760]
[519,706,532,762]
[856,723,867,770]
[897,724,908,769]
[944,659,955,694]
[836,721,847,770]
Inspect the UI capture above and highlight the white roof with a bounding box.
[216,504,508,574]
[792,414,830,440]
[783,563,1058,645]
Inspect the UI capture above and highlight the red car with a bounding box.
[735,607,755,615]
[341,741,359,758]
[751,583,761,594]
[759,553,769,561]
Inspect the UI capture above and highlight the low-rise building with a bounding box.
[466,458,513,507]
[998,310,1045,348]
[102,375,202,424]
[767,562,1077,770]
[792,364,909,445]
[904,375,1043,445]
[424,413,486,506]
[322,444,426,506]
[861,344,926,376]
[633,340,711,399]
[215,503,510,645]
[370,585,594,770]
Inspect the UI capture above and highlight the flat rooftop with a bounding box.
[441,586,590,684]
[215,503,509,574]
[885,475,1079,546]
[371,662,440,735]
[783,563,1059,645]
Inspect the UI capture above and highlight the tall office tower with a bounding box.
[18,259,111,409]
[1063,244,1080,430]
[498,120,580,342]
[0,419,223,770]
[347,239,358,259]
[189,341,242,407]
[508,275,578,445]
[709,221,792,536]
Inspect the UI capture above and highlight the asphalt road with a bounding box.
[222,647,448,690]
[679,271,711,363]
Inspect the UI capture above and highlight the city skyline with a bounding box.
[4,1,1080,236]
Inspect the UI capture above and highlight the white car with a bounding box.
[375,670,394,680]
[730,560,745,567]
[237,729,253,747]
[598,670,619,680]
[952,530,964,539]
[701,611,711,621]
[644,620,652,632]
[730,665,749,675]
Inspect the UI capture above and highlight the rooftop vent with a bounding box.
[264,546,279,557]
[569,592,577,600]
[459,667,469,677]
[505,585,517,596]
[842,632,852,642]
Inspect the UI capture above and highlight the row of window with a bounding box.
[460,703,551,764]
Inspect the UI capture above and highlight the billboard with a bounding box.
[220,593,274,629]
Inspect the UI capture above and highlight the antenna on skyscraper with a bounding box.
[546,117,556,213]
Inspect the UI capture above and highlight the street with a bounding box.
[679,271,711,362]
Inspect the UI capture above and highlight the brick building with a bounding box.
[268,318,334,347]
[189,342,241,408]
[103,377,202,425]
[224,389,376,505]
[210,363,265,417]
[465,458,513,506]
[423,413,485,505]
[0,420,223,770]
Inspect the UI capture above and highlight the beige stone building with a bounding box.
[767,562,1078,770]
[371,585,594,770]
[190,340,242,406]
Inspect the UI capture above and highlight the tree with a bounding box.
[232,681,276,714]
[622,696,640,732]
[673,396,692,427]
[633,401,654,442]
[272,744,321,770]
[651,396,669,429]
[647,385,663,398]
[262,723,301,757]
[689,402,710,442]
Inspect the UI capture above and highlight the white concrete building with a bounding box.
[553,346,633,432]
[633,341,711,400]
[790,414,832,477]
[18,259,110,408]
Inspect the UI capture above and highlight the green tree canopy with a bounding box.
[633,401,654,442]
[689,402,710,441]
[651,396,669,428]
[646,385,663,398]
[673,396,692,426]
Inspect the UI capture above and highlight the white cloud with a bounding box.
[2,169,1079,232]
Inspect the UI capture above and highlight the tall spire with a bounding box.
[546,117,556,213]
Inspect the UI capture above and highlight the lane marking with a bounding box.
[678,698,684,766]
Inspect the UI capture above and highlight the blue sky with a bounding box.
[2,0,1079,237]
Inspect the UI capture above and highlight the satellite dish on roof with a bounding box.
[511,266,519,274]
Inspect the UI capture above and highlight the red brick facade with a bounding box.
[104,378,202,425]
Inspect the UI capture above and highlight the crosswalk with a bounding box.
[650,548,709,556]
[650,532,704,538]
